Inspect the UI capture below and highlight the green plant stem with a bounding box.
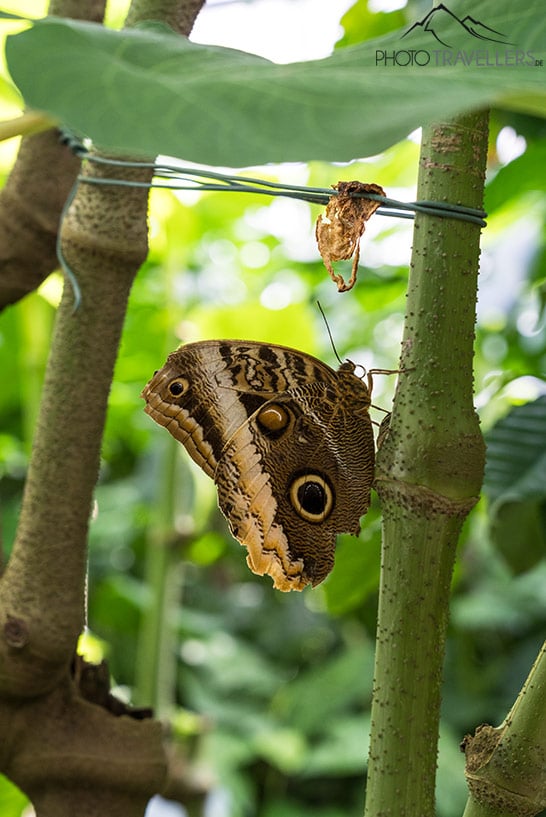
[134,233,195,713]
[134,436,184,712]
[462,640,546,816]
[368,109,489,817]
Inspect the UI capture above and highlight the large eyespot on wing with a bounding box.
[166,376,190,398]
[141,365,220,478]
[255,402,293,439]
[289,472,334,523]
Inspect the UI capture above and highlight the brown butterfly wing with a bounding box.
[142,341,374,590]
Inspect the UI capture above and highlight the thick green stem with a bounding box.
[367,110,489,817]
[462,640,546,816]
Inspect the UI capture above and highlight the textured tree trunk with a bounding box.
[0,1,206,814]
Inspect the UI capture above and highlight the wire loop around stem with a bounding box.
[57,130,488,308]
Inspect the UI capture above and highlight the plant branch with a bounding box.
[367,110,489,817]
[462,640,546,815]
[0,153,152,695]
[0,0,209,811]
[125,0,206,33]
[0,0,107,312]
[0,130,81,310]
[1,680,166,817]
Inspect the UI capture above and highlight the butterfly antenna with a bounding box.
[316,301,343,365]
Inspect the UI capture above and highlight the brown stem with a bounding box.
[0,0,108,311]
[125,0,206,33]
[0,130,80,310]
[0,2,206,812]
[0,155,153,694]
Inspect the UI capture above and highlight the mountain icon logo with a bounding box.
[402,4,514,48]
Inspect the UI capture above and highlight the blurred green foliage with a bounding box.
[1,3,546,817]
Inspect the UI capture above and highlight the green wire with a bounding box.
[57,132,487,308]
[76,152,487,226]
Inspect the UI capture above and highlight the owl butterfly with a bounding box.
[142,341,375,591]
[316,181,385,292]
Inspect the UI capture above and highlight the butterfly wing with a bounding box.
[142,341,374,590]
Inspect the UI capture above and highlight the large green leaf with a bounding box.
[484,396,546,573]
[274,643,375,735]
[323,516,381,616]
[485,139,546,213]
[300,715,370,777]
[484,397,546,503]
[5,0,546,166]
